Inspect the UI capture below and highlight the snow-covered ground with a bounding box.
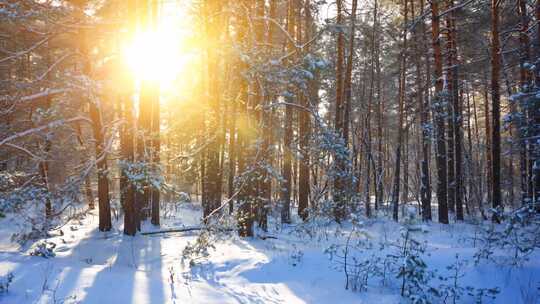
[0,204,539,304]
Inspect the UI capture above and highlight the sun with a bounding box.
[122,1,194,89]
[123,28,187,85]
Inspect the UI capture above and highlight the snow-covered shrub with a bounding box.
[387,225,438,304]
[119,160,164,194]
[292,199,344,242]
[475,205,540,266]
[438,254,499,304]
[326,228,382,292]
[288,245,304,267]
[0,183,48,215]
[346,254,382,292]
[437,254,467,304]
[11,225,51,245]
[41,278,80,304]
[468,287,500,304]
[29,241,56,258]
[519,277,540,304]
[1,170,88,245]
[182,230,215,267]
[0,272,14,294]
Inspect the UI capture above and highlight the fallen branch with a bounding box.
[141,227,235,236]
[141,227,205,235]
[258,235,278,240]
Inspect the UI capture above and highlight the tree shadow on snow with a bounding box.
[78,228,166,303]
[223,238,360,304]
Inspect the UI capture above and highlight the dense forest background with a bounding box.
[0,0,539,237]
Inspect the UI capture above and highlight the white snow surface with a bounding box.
[0,204,539,304]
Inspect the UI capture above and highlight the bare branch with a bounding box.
[4,143,44,160]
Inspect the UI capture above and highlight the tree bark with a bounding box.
[447,0,464,220]
[490,0,502,219]
[416,0,432,221]
[445,0,456,214]
[343,0,359,214]
[517,0,531,205]
[333,0,346,222]
[280,0,296,225]
[533,0,540,207]
[430,0,449,224]
[391,0,408,222]
[298,0,311,221]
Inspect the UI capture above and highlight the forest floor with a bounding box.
[0,203,539,304]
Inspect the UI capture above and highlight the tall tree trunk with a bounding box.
[121,94,137,235]
[138,82,155,222]
[150,0,160,226]
[490,0,502,219]
[226,14,237,215]
[254,0,269,230]
[431,0,449,224]
[89,82,111,230]
[39,44,53,219]
[333,0,346,221]
[343,0,359,214]
[136,0,152,223]
[455,81,464,220]
[365,0,376,218]
[281,0,296,224]
[203,0,223,221]
[402,125,409,204]
[417,0,432,221]
[482,71,493,208]
[448,0,464,220]
[121,0,137,236]
[298,0,312,221]
[342,0,358,157]
[392,0,408,222]
[471,81,487,219]
[517,0,531,205]
[465,82,475,214]
[121,91,137,234]
[375,1,384,211]
[78,14,112,231]
[237,0,254,236]
[227,96,237,214]
[533,0,540,207]
[445,0,456,214]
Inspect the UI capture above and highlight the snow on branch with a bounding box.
[0,88,69,106]
[0,116,92,148]
[0,37,50,64]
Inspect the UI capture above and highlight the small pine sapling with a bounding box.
[0,272,13,294]
[438,254,499,304]
[388,224,438,303]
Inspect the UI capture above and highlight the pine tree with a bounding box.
[281,0,296,225]
[392,0,409,222]
[431,0,449,224]
[333,0,346,222]
[298,0,312,222]
[122,0,138,236]
[490,0,502,220]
